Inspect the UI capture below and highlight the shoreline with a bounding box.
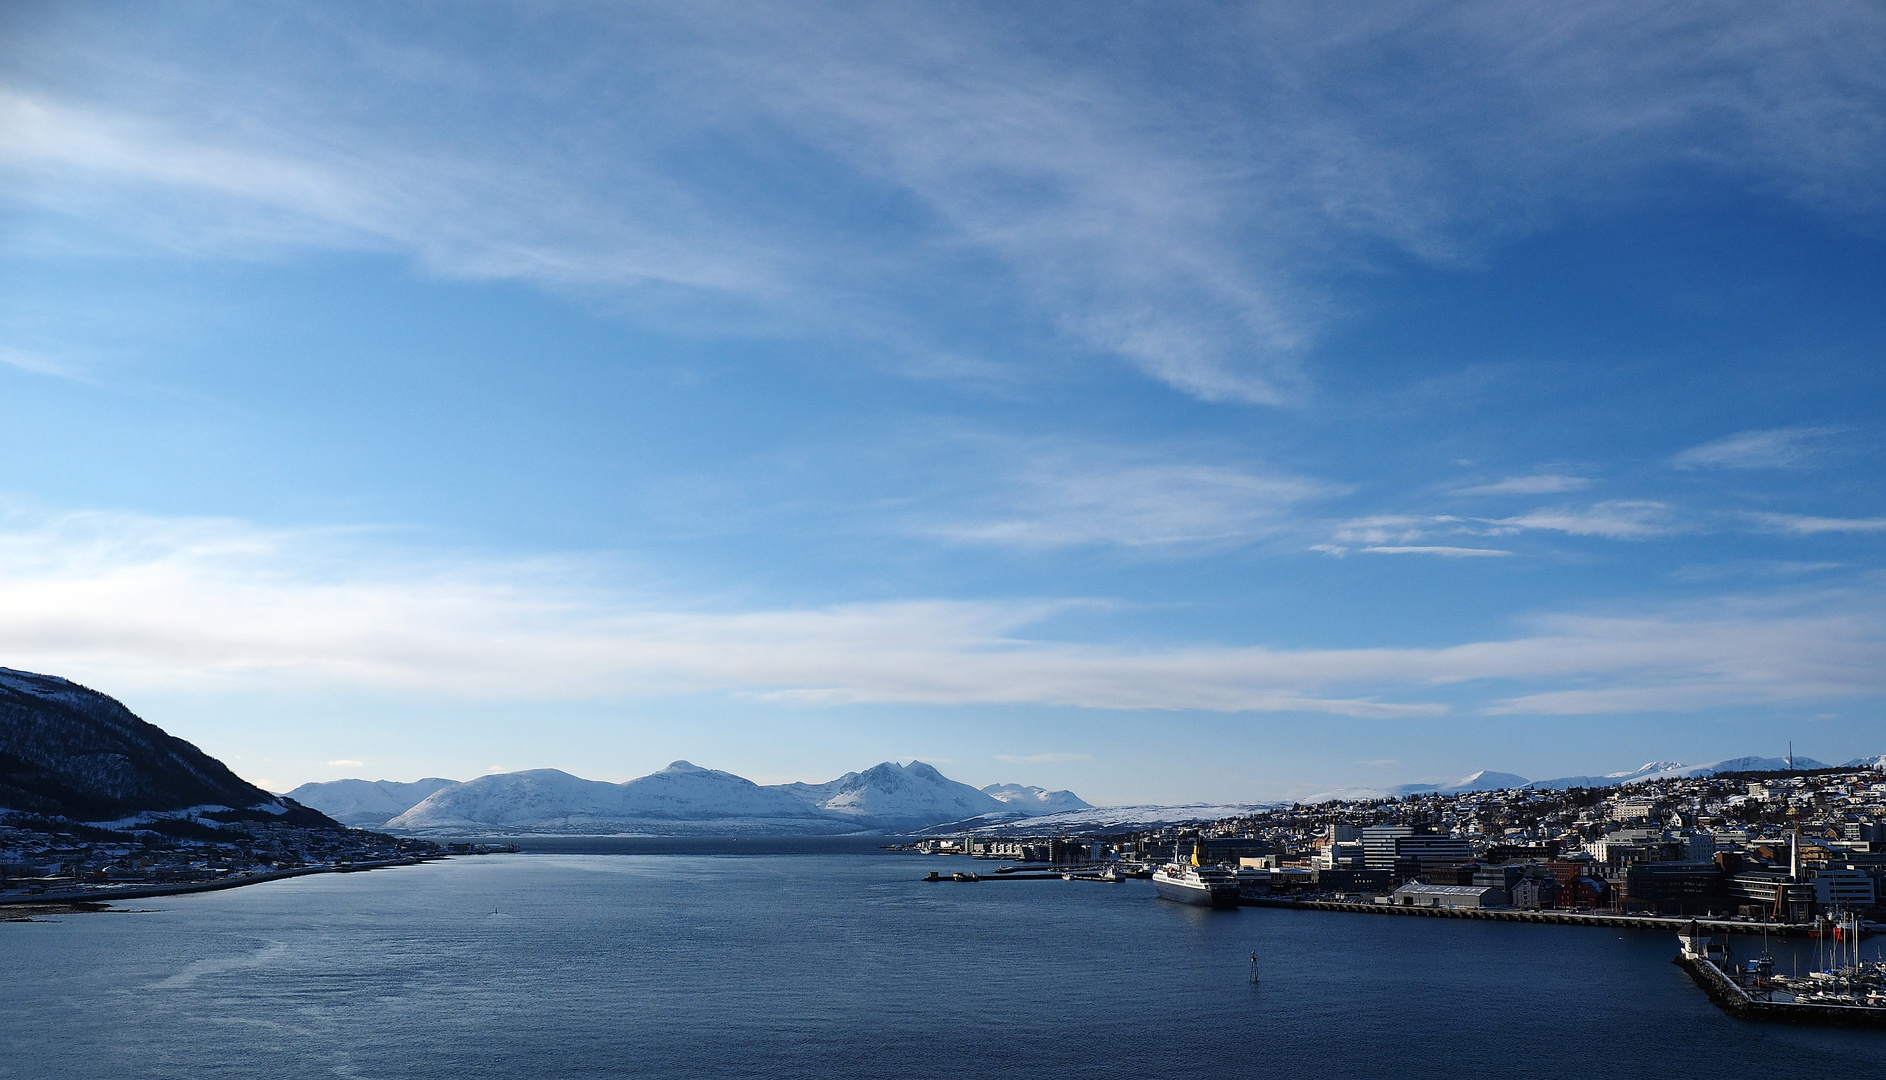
[0,855,447,910]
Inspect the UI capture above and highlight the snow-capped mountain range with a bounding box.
[290,761,1092,835]
[1300,754,1872,804]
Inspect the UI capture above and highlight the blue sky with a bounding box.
[2,2,1883,801]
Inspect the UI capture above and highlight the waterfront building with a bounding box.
[1812,866,1875,907]
[1384,883,1505,909]
[1471,863,1526,893]
[1725,871,1816,922]
[1562,876,1609,909]
[1510,876,1561,910]
[1622,861,1726,915]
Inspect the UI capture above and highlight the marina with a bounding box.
[1676,918,1886,1027]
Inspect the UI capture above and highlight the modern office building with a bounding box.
[1812,866,1876,907]
[1360,825,1416,870]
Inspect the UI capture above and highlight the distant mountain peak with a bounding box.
[981,783,1093,814]
[1448,770,1529,789]
[1626,761,1685,776]
[283,777,460,828]
[661,760,706,773]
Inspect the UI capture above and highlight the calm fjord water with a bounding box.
[5,839,1881,1079]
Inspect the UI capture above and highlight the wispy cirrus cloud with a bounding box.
[1362,546,1512,557]
[1746,512,1886,535]
[1319,500,1681,554]
[1669,426,1845,470]
[0,345,96,386]
[1,507,1880,720]
[1328,515,1467,546]
[925,445,1343,550]
[4,5,1883,401]
[1452,474,1592,496]
[1484,501,1681,540]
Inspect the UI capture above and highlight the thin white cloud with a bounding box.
[1453,475,1592,496]
[325,759,364,767]
[1671,560,1845,582]
[1362,546,1512,557]
[1484,501,1679,540]
[0,508,1880,720]
[1330,515,1466,545]
[0,344,89,381]
[1326,501,1679,549]
[1669,426,1845,470]
[928,445,1344,549]
[994,753,1093,764]
[1747,512,1886,535]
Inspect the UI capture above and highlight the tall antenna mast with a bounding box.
[1788,741,1794,772]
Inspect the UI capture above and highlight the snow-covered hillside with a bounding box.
[954,803,1274,834]
[1304,770,1533,804]
[283,777,461,827]
[1528,756,1831,789]
[775,761,1007,831]
[1303,755,1856,804]
[0,666,331,827]
[981,783,1092,814]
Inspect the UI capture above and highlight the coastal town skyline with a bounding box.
[3,4,1884,802]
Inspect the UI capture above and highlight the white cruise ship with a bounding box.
[1152,841,1240,907]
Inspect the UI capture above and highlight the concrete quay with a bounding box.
[1243,896,1846,937]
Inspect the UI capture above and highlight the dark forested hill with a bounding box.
[0,667,334,826]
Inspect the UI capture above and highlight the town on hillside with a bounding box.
[920,766,1886,923]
